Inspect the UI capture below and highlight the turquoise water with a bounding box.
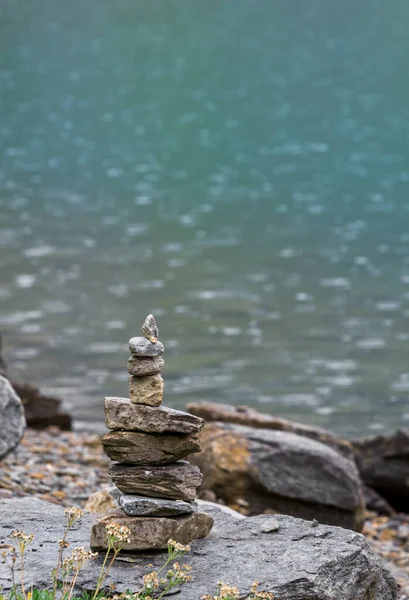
[1,0,409,435]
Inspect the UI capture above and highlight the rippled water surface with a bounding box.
[1,0,409,435]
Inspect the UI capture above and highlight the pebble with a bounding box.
[142,314,159,343]
[118,494,198,517]
[261,518,280,533]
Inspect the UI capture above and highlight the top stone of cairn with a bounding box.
[142,314,159,343]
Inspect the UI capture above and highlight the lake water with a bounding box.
[1,0,409,436]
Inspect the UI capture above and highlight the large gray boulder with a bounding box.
[0,375,25,460]
[189,422,364,530]
[0,497,396,600]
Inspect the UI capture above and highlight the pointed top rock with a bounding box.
[142,314,159,343]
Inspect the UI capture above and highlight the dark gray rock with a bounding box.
[110,461,202,500]
[0,498,397,600]
[90,510,213,551]
[105,397,205,434]
[190,422,364,530]
[127,355,164,377]
[0,375,26,460]
[102,430,201,465]
[128,337,164,357]
[352,429,409,513]
[118,494,197,516]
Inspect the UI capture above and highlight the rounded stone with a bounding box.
[129,337,164,357]
[128,355,164,377]
[118,494,198,517]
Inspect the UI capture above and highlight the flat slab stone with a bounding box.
[128,355,164,376]
[110,461,202,500]
[90,509,213,552]
[105,397,205,434]
[0,498,397,600]
[129,374,163,406]
[102,430,201,465]
[129,337,164,357]
[118,494,198,516]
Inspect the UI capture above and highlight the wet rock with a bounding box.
[187,401,352,456]
[129,374,164,406]
[352,429,409,512]
[118,494,197,517]
[90,509,214,552]
[105,397,205,434]
[127,355,164,377]
[190,422,364,530]
[110,461,202,500]
[0,497,397,600]
[129,337,164,357]
[142,314,159,343]
[102,430,201,465]
[0,376,26,460]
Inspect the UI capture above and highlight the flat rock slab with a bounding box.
[90,509,213,551]
[128,356,164,377]
[102,430,200,465]
[0,498,397,600]
[105,397,205,434]
[128,337,164,357]
[118,494,197,516]
[0,375,26,460]
[110,461,202,500]
[129,374,163,406]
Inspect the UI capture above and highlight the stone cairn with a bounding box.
[90,315,214,552]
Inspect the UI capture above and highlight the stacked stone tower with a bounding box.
[90,315,213,551]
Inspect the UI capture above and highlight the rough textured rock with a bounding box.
[84,488,118,514]
[0,375,26,460]
[128,355,164,376]
[118,494,197,516]
[142,314,159,343]
[91,509,213,551]
[129,374,164,406]
[352,429,409,512]
[102,430,200,465]
[187,401,352,456]
[0,334,7,377]
[110,461,202,500]
[129,337,164,357]
[190,422,364,530]
[0,498,397,600]
[105,397,205,434]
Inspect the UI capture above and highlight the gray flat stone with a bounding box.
[110,461,202,500]
[102,430,201,465]
[0,497,397,600]
[128,355,164,376]
[0,375,26,460]
[118,494,197,516]
[105,397,205,434]
[129,337,164,357]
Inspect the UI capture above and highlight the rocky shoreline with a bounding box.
[0,425,408,598]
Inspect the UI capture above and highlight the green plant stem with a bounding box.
[92,546,112,600]
[53,525,70,600]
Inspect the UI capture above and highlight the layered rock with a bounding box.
[0,497,397,600]
[0,375,26,460]
[190,421,364,531]
[92,314,213,550]
[102,430,201,464]
[110,462,203,500]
